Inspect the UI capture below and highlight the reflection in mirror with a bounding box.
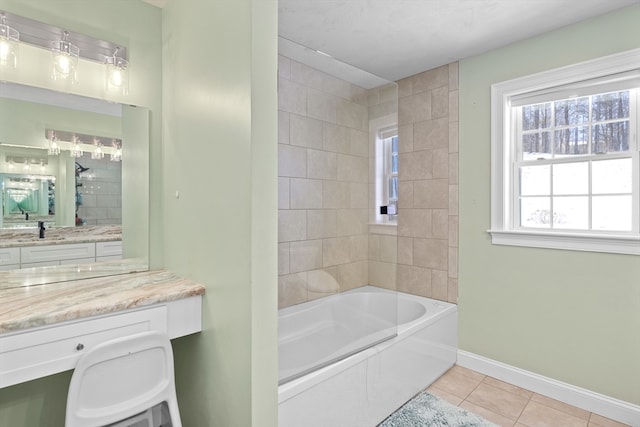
[0,81,149,285]
[2,172,55,228]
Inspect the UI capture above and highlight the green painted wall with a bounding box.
[459,5,640,405]
[162,0,278,426]
[0,1,277,426]
[0,1,161,425]
[0,98,121,148]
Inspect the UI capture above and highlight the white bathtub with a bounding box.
[278,286,457,427]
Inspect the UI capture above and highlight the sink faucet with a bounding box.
[38,221,45,239]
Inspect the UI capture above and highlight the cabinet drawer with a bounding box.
[0,247,20,266]
[21,243,96,264]
[96,241,123,257]
[0,306,167,388]
[20,260,60,268]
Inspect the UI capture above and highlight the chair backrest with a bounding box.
[65,331,182,427]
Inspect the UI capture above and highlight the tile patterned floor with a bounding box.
[426,365,631,427]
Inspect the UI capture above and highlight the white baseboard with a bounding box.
[457,350,640,426]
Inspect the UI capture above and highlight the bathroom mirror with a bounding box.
[0,81,149,284]
[1,172,55,227]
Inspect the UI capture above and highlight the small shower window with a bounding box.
[374,117,398,225]
[384,135,399,219]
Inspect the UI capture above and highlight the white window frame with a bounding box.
[371,115,398,228]
[382,134,398,213]
[490,48,640,255]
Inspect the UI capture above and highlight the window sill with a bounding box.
[488,229,640,255]
[369,223,397,236]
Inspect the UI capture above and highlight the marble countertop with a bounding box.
[0,258,149,289]
[0,225,122,248]
[0,269,205,334]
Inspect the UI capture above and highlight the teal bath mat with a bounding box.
[378,391,498,427]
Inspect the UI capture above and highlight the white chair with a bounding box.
[65,331,182,427]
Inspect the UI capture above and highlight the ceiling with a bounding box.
[143,0,639,84]
[279,0,640,82]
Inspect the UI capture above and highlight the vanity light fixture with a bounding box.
[48,130,61,156]
[70,134,83,158]
[1,12,129,93]
[0,12,19,68]
[105,47,129,95]
[110,139,122,162]
[45,129,122,160]
[51,31,79,84]
[91,137,104,160]
[6,156,49,169]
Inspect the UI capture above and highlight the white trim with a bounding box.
[488,229,640,255]
[370,114,398,225]
[457,350,640,426]
[491,48,640,253]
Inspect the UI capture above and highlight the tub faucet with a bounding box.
[38,221,45,239]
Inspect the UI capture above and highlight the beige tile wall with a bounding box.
[396,63,459,304]
[278,55,371,308]
[278,55,459,308]
[368,232,397,290]
[367,83,399,291]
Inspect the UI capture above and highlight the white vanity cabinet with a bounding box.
[0,247,20,271]
[6,240,123,268]
[21,243,96,267]
[0,295,202,389]
[96,241,123,261]
[1,306,167,388]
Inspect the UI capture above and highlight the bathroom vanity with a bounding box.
[0,268,205,388]
[0,225,124,270]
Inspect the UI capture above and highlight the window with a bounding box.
[490,49,640,254]
[382,134,398,217]
[372,115,398,225]
[517,91,634,231]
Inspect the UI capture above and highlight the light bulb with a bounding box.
[0,40,10,62]
[105,47,128,95]
[109,68,122,87]
[51,31,79,83]
[71,142,82,158]
[110,140,122,162]
[71,135,83,158]
[91,139,104,160]
[0,13,18,68]
[54,54,70,75]
[48,136,61,155]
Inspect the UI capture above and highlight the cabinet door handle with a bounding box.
[76,343,85,351]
